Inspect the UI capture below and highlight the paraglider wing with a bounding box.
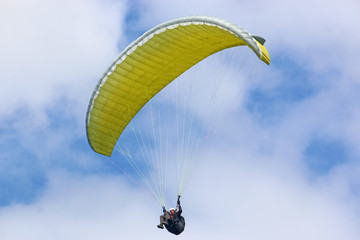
[86,16,270,157]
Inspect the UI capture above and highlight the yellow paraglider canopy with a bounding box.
[86,16,270,156]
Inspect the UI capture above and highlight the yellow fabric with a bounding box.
[87,19,270,156]
[256,40,270,65]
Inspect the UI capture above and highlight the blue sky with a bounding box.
[1,0,360,239]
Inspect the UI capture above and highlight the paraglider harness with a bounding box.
[161,196,185,235]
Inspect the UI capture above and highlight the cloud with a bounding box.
[0,0,127,120]
[0,0,128,205]
[0,161,359,240]
[0,171,160,240]
[185,152,360,239]
[1,0,360,239]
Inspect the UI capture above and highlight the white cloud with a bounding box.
[0,0,129,164]
[0,0,129,207]
[0,159,359,240]
[0,171,159,240]
[0,0,127,121]
[135,0,360,69]
[1,0,360,239]
[182,144,360,239]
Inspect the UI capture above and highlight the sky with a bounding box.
[1,0,360,239]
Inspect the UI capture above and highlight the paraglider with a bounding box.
[86,15,269,157]
[85,16,270,235]
[158,196,185,235]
